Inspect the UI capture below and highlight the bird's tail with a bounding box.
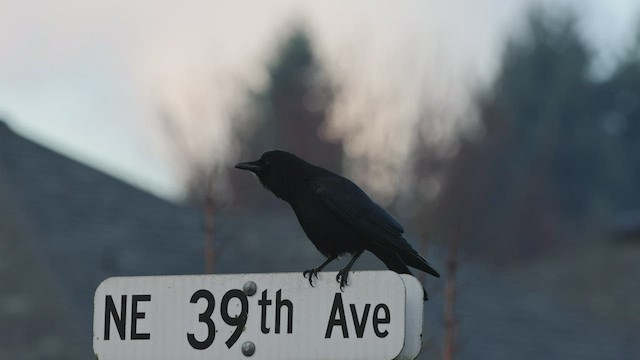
[373,250,430,301]
[400,252,440,278]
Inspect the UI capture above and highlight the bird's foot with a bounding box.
[302,268,320,287]
[336,268,350,291]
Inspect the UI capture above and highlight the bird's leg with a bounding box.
[336,250,364,291]
[303,255,338,287]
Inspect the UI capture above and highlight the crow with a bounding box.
[235,150,440,300]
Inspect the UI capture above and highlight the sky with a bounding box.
[0,0,638,201]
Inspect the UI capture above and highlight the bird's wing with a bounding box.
[311,176,415,253]
[312,176,440,278]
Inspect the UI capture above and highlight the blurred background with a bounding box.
[1,0,639,359]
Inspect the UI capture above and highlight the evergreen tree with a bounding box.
[437,8,602,261]
[251,27,341,168]
[595,29,640,210]
[233,26,342,208]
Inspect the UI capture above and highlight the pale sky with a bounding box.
[0,0,638,201]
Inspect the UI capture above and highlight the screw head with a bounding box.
[243,281,257,296]
[241,341,255,356]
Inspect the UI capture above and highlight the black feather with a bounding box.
[235,150,440,301]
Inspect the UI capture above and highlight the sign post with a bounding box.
[94,271,424,360]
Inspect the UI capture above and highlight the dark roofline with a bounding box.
[0,117,184,207]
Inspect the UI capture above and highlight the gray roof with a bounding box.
[0,120,637,359]
[0,122,203,358]
[0,158,88,359]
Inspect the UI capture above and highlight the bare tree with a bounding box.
[442,227,459,360]
[156,72,254,273]
[405,49,478,359]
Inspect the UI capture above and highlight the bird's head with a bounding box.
[235,150,304,199]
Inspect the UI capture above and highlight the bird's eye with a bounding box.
[264,160,272,167]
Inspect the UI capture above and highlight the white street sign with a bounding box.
[93,271,423,360]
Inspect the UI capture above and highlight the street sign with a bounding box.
[94,271,423,360]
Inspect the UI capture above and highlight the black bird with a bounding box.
[235,150,440,300]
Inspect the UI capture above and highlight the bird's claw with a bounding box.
[303,268,320,287]
[336,269,349,291]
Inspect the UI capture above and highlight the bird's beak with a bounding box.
[235,160,262,173]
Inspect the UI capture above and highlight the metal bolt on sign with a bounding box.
[241,341,255,356]
[243,281,257,296]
